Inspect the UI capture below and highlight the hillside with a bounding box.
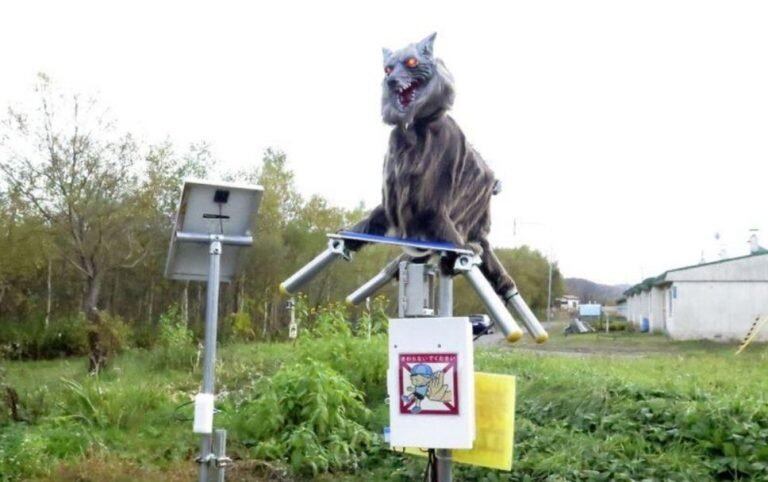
[565,277,630,304]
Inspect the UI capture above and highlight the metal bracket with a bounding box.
[452,253,481,273]
[329,238,351,261]
[195,454,215,465]
[279,238,351,295]
[452,254,524,342]
[398,262,436,317]
[210,240,222,255]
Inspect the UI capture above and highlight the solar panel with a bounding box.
[164,179,263,282]
[331,231,473,255]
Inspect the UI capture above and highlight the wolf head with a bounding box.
[381,33,455,127]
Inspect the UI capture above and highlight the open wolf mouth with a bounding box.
[397,79,422,109]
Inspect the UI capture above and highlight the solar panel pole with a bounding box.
[164,181,262,482]
[198,238,222,482]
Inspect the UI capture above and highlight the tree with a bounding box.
[0,74,147,372]
[0,190,49,320]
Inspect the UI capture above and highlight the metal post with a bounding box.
[288,297,298,340]
[436,272,453,482]
[438,273,453,317]
[199,240,222,482]
[213,429,229,482]
[506,289,549,343]
[461,261,524,342]
[279,239,348,295]
[346,254,407,305]
[547,261,553,323]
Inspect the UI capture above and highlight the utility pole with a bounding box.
[547,260,553,322]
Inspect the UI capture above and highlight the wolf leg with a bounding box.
[344,205,390,251]
[477,237,516,296]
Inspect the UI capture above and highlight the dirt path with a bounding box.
[474,321,697,357]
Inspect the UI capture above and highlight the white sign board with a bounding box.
[388,317,475,449]
[164,179,263,282]
[579,304,602,317]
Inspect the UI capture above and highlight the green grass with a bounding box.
[496,320,737,356]
[2,332,768,481]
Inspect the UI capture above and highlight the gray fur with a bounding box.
[350,34,516,296]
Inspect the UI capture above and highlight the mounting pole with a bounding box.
[199,239,222,482]
[176,234,247,482]
[436,271,454,482]
[397,262,454,482]
[164,180,262,482]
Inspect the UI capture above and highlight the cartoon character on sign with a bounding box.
[399,353,459,415]
[401,363,453,413]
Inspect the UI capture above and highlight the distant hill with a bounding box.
[565,278,630,305]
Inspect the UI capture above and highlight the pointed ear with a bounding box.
[382,47,393,63]
[417,32,437,56]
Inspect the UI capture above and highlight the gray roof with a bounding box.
[622,249,768,297]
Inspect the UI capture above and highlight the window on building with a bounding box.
[669,286,677,316]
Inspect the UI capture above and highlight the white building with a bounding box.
[619,245,768,341]
[557,295,580,311]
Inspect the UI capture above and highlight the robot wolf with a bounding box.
[348,33,519,304]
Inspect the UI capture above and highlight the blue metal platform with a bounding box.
[329,231,473,255]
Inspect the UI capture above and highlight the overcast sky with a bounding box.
[1,1,767,285]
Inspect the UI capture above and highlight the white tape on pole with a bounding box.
[193,393,215,434]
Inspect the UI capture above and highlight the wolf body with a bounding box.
[349,33,516,297]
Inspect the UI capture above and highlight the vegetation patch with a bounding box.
[3,317,768,481]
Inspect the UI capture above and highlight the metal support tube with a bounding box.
[213,429,229,482]
[279,239,348,295]
[546,261,553,322]
[398,262,436,317]
[461,263,523,342]
[436,450,453,482]
[506,290,549,343]
[436,271,453,481]
[345,254,408,305]
[438,272,453,317]
[199,240,222,482]
[177,231,253,246]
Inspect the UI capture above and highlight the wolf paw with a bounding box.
[464,241,483,256]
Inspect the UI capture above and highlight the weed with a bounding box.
[224,359,376,476]
[148,305,197,371]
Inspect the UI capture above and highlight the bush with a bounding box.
[475,351,768,481]
[0,312,131,361]
[148,305,197,371]
[128,322,157,350]
[0,423,52,481]
[229,311,256,341]
[58,377,172,431]
[593,318,632,333]
[296,335,387,402]
[295,295,352,338]
[93,311,132,356]
[225,359,377,476]
[355,295,389,339]
[0,317,88,360]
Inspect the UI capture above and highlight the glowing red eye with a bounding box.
[405,57,418,68]
[385,66,393,75]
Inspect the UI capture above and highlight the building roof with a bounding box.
[622,249,768,297]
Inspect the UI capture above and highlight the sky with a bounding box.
[1,1,766,285]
